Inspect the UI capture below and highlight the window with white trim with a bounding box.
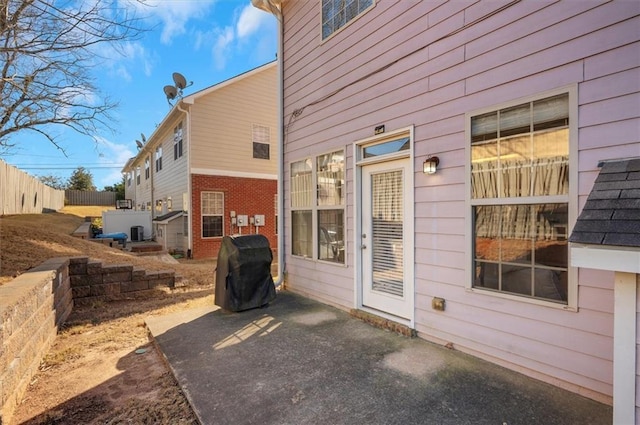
[291,150,345,263]
[127,171,132,187]
[201,191,224,238]
[252,124,270,160]
[145,157,150,180]
[136,167,140,185]
[155,146,163,172]
[322,0,374,40]
[470,93,570,304]
[174,122,183,160]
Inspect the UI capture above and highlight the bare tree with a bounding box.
[0,0,146,155]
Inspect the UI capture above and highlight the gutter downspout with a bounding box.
[251,0,284,287]
[276,9,284,287]
[176,100,193,258]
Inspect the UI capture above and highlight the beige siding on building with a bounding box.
[190,64,278,176]
[151,115,189,215]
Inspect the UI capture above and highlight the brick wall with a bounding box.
[191,174,277,259]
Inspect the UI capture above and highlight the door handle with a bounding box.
[361,244,367,249]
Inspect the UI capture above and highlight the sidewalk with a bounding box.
[146,291,612,425]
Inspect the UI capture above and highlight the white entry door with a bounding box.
[361,158,413,319]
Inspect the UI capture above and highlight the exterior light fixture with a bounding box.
[423,156,440,174]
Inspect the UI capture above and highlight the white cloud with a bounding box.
[129,0,216,45]
[99,41,156,80]
[236,5,269,39]
[93,136,136,186]
[213,26,235,70]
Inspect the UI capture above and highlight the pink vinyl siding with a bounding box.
[282,0,639,403]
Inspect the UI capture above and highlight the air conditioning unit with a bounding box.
[131,226,144,242]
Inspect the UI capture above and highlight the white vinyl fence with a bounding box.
[0,160,65,215]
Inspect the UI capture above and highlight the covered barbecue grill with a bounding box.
[214,234,276,312]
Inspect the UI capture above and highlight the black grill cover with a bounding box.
[215,234,276,312]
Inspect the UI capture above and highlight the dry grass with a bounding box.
[0,206,215,285]
[2,206,214,424]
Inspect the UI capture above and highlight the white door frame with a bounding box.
[354,126,415,327]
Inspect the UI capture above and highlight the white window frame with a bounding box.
[201,191,224,239]
[252,124,271,160]
[290,149,346,264]
[174,122,183,160]
[465,85,578,311]
[320,0,375,42]
[155,146,163,172]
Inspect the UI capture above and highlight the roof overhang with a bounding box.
[571,243,640,274]
[153,210,184,225]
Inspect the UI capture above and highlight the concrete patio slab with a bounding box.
[146,291,612,425]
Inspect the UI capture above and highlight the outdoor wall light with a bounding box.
[423,156,440,174]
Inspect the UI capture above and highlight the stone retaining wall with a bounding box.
[0,256,179,424]
[68,257,178,306]
[0,257,73,425]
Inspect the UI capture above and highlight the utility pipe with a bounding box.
[251,0,284,287]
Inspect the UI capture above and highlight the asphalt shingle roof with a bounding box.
[153,210,184,222]
[569,158,640,248]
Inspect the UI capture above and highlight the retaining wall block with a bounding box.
[132,268,146,280]
[121,280,149,293]
[68,257,88,276]
[90,282,121,297]
[71,285,91,299]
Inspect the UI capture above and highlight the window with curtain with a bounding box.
[291,150,345,263]
[145,157,150,180]
[201,191,224,238]
[322,0,374,40]
[470,93,570,303]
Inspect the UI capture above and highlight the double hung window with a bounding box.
[252,124,270,160]
[174,122,183,160]
[202,191,224,238]
[291,150,345,263]
[322,0,374,40]
[155,146,163,172]
[470,92,571,304]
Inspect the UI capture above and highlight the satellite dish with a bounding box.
[173,72,188,90]
[140,133,146,143]
[164,85,177,100]
[136,140,143,149]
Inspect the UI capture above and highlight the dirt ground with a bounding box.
[0,207,219,424]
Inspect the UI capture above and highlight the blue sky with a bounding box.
[3,0,277,188]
